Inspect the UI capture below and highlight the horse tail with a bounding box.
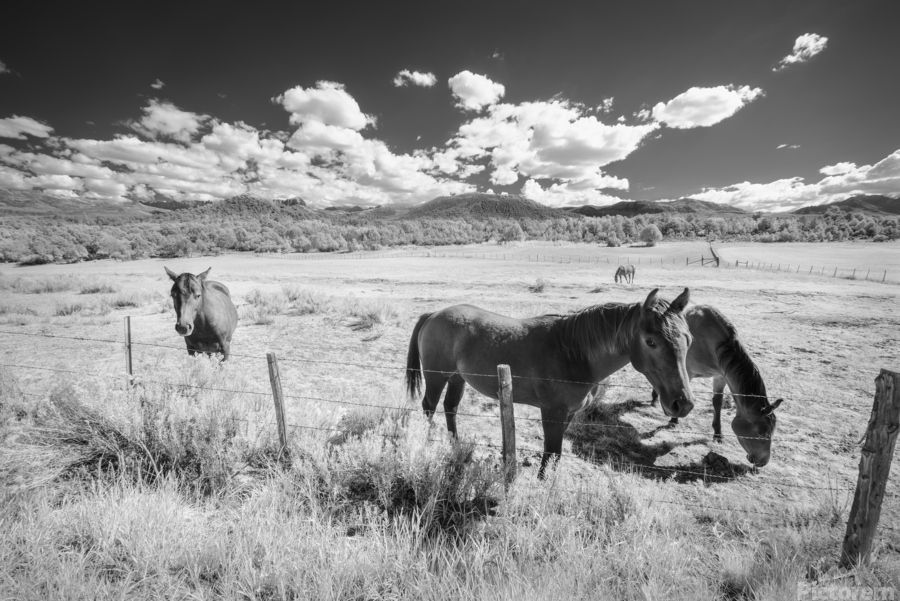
[406,312,431,398]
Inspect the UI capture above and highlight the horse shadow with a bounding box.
[564,398,754,484]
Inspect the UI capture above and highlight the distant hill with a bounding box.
[570,198,747,217]
[404,193,567,220]
[0,189,157,217]
[179,195,314,219]
[793,195,900,216]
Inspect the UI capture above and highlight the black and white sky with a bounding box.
[1,0,899,211]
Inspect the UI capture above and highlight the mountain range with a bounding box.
[1,189,898,220]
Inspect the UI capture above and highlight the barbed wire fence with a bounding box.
[0,323,898,564]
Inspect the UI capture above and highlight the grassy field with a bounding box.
[1,239,898,600]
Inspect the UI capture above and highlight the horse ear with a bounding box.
[198,267,211,281]
[668,287,690,314]
[165,267,178,281]
[642,288,659,311]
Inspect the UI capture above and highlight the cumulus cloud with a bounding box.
[819,161,856,176]
[0,81,476,205]
[0,115,54,139]
[393,69,437,88]
[441,99,653,204]
[151,78,165,90]
[777,143,800,150]
[693,148,900,212]
[274,81,373,130]
[774,33,829,72]
[651,85,764,129]
[448,71,505,111]
[128,99,208,143]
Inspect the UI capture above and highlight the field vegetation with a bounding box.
[1,195,898,265]
[1,241,898,599]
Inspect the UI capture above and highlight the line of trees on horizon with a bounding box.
[0,206,896,265]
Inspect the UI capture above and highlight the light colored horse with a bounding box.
[615,264,635,283]
[407,288,695,476]
[651,304,782,467]
[165,267,238,360]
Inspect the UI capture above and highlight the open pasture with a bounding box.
[1,239,899,599]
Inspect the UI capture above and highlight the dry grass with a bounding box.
[1,242,899,599]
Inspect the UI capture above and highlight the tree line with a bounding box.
[0,204,896,265]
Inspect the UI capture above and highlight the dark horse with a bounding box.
[406,288,694,476]
[651,305,783,467]
[614,264,635,284]
[165,267,238,360]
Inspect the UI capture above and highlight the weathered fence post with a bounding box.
[883,271,887,283]
[852,268,857,279]
[497,364,517,487]
[266,352,289,455]
[123,316,133,387]
[840,369,900,568]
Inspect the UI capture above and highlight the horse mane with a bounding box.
[711,311,768,404]
[553,303,637,362]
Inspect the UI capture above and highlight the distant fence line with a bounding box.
[252,247,896,284]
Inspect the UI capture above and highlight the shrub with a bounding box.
[242,289,288,325]
[640,225,663,246]
[528,278,547,293]
[55,302,84,316]
[80,283,117,294]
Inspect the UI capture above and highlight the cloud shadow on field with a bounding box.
[565,398,754,484]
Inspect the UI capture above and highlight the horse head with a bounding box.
[165,266,211,337]
[629,288,695,419]
[733,397,782,467]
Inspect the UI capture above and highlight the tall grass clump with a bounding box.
[241,288,288,325]
[282,285,329,315]
[54,302,85,316]
[80,283,117,294]
[5,276,78,294]
[343,295,398,330]
[527,277,547,293]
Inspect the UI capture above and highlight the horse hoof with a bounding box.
[669,417,679,425]
[713,434,723,443]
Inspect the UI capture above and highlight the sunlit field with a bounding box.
[1,239,898,600]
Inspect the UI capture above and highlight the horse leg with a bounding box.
[538,406,570,479]
[712,376,726,443]
[421,372,448,422]
[217,336,230,362]
[650,388,658,406]
[442,375,465,438]
[184,337,196,356]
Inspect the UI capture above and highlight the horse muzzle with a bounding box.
[662,396,694,419]
[175,323,193,336]
[747,453,770,468]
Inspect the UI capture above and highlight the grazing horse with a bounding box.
[614,264,635,284]
[406,288,695,476]
[165,267,238,360]
[650,305,783,467]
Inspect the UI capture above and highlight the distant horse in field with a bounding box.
[406,288,695,476]
[650,304,783,467]
[165,267,238,360]
[615,264,635,284]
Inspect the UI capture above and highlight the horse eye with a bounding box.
[645,338,657,348]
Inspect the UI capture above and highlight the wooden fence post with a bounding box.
[834,267,839,277]
[266,352,289,455]
[883,271,887,283]
[840,369,900,568]
[497,364,517,486]
[123,316,133,387]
